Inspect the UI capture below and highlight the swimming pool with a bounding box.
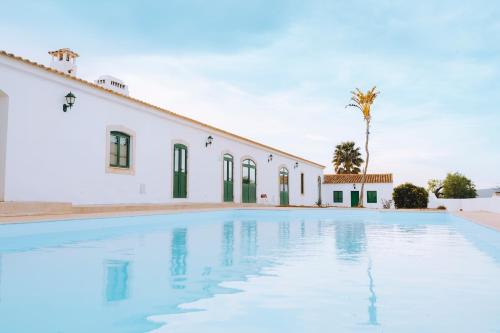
[0,209,499,332]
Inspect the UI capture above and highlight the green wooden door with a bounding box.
[223,154,234,202]
[350,191,359,207]
[279,167,289,206]
[173,144,187,198]
[242,159,256,203]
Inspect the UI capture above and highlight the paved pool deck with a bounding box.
[0,204,498,231]
[453,211,500,231]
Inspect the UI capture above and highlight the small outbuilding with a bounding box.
[322,174,393,208]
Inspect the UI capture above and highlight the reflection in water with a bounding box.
[105,260,130,302]
[222,222,234,267]
[0,255,2,303]
[241,221,257,260]
[279,221,290,248]
[1,211,499,333]
[317,220,323,236]
[171,228,188,289]
[335,222,366,261]
[367,259,379,325]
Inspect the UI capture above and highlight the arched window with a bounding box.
[110,131,130,168]
[279,167,289,206]
[242,159,256,203]
[173,144,188,198]
[223,154,234,202]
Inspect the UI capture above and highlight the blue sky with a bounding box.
[1,0,499,187]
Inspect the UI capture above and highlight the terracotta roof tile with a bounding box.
[323,174,393,184]
[0,50,325,169]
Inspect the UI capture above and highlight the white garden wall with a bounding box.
[429,194,500,213]
[0,55,323,205]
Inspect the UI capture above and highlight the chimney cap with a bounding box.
[48,48,79,58]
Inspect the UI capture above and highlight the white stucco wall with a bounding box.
[428,194,500,213]
[0,90,8,201]
[321,183,394,209]
[0,56,323,205]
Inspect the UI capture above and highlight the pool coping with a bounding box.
[0,205,498,231]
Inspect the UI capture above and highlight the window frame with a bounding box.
[105,126,135,176]
[173,143,188,198]
[109,131,131,169]
[300,173,304,195]
[367,190,378,203]
[333,191,343,203]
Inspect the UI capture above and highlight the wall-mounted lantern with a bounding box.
[63,92,76,112]
[205,135,213,147]
[294,162,299,169]
[267,154,273,162]
[353,183,357,189]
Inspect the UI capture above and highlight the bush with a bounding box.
[392,183,428,209]
[442,172,477,198]
[437,205,447,210]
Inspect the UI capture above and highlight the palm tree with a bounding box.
[332,141,364,174]
[346,87,379,207]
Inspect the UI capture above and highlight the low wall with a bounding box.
[428,195,500,213]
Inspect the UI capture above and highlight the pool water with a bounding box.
[0,210,499,333]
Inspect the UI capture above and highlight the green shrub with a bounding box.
[392,183,428,209]
[442,172,477,198]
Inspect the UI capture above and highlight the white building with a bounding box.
[0,48,325,206]
[322,174,393,208]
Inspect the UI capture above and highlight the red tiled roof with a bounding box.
[323,174,393,184]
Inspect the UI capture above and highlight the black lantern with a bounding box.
[63,92,76,112]
[267,154,273,162]
[294,162,299,169]
[205,135,213,147]
[353,183,357,189]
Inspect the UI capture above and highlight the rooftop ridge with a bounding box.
[0,50,325,169]
[323,173,393,184]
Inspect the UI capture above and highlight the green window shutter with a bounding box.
[173,144,187,198]
[223,154,234,202]
[367,191,377,203]
[242,159,257,203]
[333,191,343,203]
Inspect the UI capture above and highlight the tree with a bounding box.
[427,179,443,198]
[393,183,428,209]
[332,141,364,174]
[346,86,379,207]
[441,172,477,198]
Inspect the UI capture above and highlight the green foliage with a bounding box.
[427,179,443,197]
[441,172,477,198]
[392,183,429,209]
[332,141,364,174]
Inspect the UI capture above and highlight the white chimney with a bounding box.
[48,48,79,76]
[94,75,129,96]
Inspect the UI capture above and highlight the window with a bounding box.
[242,159,256,203]
[334,191,343,203]
[105,260,130,302]
[300,173,304,195]
[367,191,377,203]
[173,144,188,198]
[110,131,130,168]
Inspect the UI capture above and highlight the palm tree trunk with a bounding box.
[358,119,370,207]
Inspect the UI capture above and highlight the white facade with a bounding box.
[0,50,324,206]
[322,182,394,209]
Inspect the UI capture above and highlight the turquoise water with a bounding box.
[0,209,499,333]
